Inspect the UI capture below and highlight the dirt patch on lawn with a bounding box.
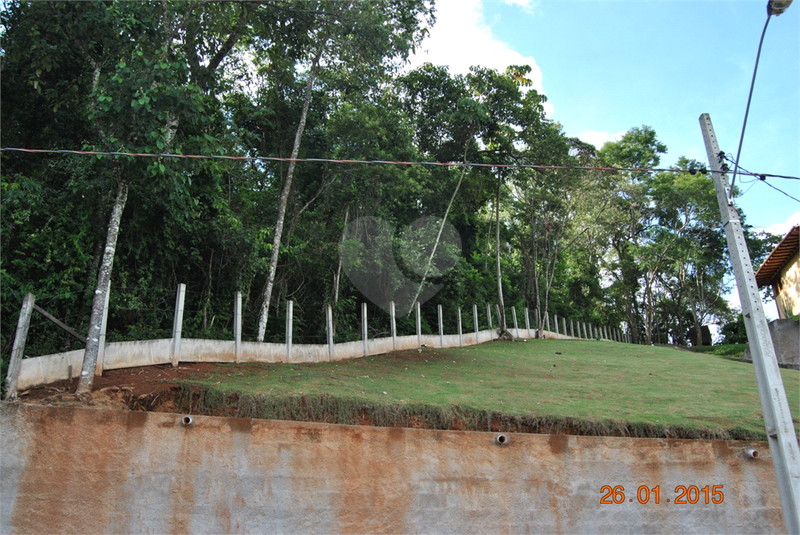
[12,363,220,412]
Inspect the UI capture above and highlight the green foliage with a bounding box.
[2,0,766,375]
[720,315,749,345]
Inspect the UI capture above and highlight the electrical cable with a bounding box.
[729,12,773,198]
[759,178,800,203]
[723,152,800,202]
[3,146,794,179]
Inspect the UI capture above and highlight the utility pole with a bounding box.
[700,113,799,534]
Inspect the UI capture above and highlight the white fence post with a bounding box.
[438,304,444,347]
[416,302,421,347]
[326,304,334,361]
[171,283,186,367]
[390,301,397,351]
[525,307,531,332]
[512,307,519,337]
[487,304,493,330]
[362,303,368,357]
[96,279,111,375]
[554,314,559,336]
[285,300,293,362]
[457,307,463,347]
[234,292,242,363]
[473,304,479,337]
[4,293,35,400]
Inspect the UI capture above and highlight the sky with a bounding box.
[406,0,800,237]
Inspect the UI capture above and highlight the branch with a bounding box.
[205,3,250,75]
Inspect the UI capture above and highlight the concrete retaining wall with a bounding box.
[15,328,577,391]
[744,319,800,370]
[0,403,783,534]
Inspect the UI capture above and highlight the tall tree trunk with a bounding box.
[495,175,510,338]
[406,144,470,316]
[257,48,323,342]
[332,206,350,337]
[76,175,129,395]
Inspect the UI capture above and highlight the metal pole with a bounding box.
[700,113,799,533]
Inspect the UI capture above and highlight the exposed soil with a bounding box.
[13,363,219,412]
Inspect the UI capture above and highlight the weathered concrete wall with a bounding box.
[15,328,582,391]
[744,319,800,369]
[0,403,783,534]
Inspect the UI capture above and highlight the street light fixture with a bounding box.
[767,0,793,15]
[729,0,794,202]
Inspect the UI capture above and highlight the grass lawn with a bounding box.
[177,339,800,440]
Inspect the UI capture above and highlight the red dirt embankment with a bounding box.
[13,363,218,412]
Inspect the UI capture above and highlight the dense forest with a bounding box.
[1,1,779,386]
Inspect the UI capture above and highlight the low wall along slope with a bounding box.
[0,403,784,534]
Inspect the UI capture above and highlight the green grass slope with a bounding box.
[176,339,800,440]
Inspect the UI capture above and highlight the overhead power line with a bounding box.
[2,146,797,180]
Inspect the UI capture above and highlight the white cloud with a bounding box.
[407,0,552,116]
[758,211,800,237]
[503,0,541,12]
[576,130,626,150]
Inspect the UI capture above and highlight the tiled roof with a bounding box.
[755,225,799,288]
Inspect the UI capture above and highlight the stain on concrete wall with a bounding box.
[0,403,784,534]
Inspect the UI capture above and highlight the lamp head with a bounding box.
[767,0,793,15]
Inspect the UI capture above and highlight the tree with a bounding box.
[3,1,257,394]
[597,126,667,343]
[253,0,433,341]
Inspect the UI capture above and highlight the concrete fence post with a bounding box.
[495,304,501,330]
[535,309,541,333]
[326,304,334,362]
[416,302,421,348]
[473,304,479,337]
[524,307,531,332]
[171,283,186,367]
[487,304,493,330]
[96,279,111,376]
[438,304,444,348]
[285,300,293,362]
[457,306,463,347]
[4,293,35,400]
[582,322,588,340]
[545,312,551,333]
[390,301,397,351]
[362,303,368,357]
[511,307,519,337]
[554,314,559,337]
[562,317,567,338]
[235,292,242,363]
[570,319,575,338]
